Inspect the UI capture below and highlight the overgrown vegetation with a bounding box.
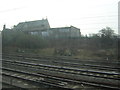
[2,30,48,49]
[2,27,119,60]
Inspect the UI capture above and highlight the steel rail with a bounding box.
[2,59,120,80]
[3,53,120,64]
[2,56,120,71]
[2,67,120,90]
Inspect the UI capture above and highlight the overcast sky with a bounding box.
[0,0,119,35]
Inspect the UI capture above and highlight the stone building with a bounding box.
[12,18,81,38]
[13,19,50,31]
[48,26,80,38]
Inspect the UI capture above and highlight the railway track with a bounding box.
[2,59,120,79]
[3,53,120,64]
[2,67,120,90]
[2,59,120,89]
[2,53,120,89]
[2,55,120,73]
[2,67,72,89]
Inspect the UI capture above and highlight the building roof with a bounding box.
[50,25,80,30]
[13,19,50,31]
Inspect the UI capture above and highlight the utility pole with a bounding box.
[118,1,120,35]
[118,1,120,60]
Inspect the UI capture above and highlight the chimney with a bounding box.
[3,24,6,30]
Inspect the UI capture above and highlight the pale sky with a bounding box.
[0,0,119,35]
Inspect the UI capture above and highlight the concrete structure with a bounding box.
[7,18,81,38]
[48,26,80,38]
[13,19,50,31]
[29,26,81,38]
